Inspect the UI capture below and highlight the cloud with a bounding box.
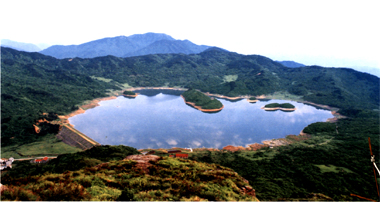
[192,141,202,147]
[127,135,137,143]
[166,139,178,146]
[156,142,163,147]
[213,142,222,149]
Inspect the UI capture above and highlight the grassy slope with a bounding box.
[1,146,258,201]
[1,134,82,159]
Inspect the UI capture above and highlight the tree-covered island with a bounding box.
[262,103,296,111]
[122,90,138,98]
[248,96,258,103]
[181,89,224,112]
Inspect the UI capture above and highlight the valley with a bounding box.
[1,45,379,201]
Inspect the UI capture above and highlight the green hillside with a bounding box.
[189,112,379,200]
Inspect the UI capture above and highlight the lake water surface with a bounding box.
[69,90,334,149]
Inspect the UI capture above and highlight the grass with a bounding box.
[118,82,132,88]
[223,75,238,83]
[314,164,354,174]
[265,91,303,101]
[285,135,334,148]
[90,76,113,83]
[1,134,81,159]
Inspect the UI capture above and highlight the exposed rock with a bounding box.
[0,183,8,192]
[193,148,220,152]
[33,124,40,133]
[124,155,162,173]
[223,145,246,152]
[241,185,256,197]
[262,139,290,147]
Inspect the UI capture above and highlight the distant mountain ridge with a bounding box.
[276,60,305,68]
[39,33,212,59]
[1,39,43,52]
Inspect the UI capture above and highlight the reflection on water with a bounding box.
[69,90,334,149]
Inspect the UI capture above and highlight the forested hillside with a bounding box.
[1,46,379,148]
[1,48,120,147]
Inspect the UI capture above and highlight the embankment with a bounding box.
[57,125,100,150]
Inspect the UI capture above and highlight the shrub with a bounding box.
[117,188,135,201]
[303,122,336,134]
[123,91,136,95]
[37,182,91,201]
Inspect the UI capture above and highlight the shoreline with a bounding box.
[123,93,139,98]
[261,107,296,111]
[58,96,118,127]
[247,99,258,103]
[58,87,341,152]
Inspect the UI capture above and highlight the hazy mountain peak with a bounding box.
[129,32,175,41]
[39,33,211,59]
[202,47,229,53]
[1,39,42,52]
[276,60,305,68]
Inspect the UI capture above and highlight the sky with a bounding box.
[1,0,379,74]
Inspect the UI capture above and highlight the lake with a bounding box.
[68,89,334,149]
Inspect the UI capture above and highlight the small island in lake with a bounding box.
[181,89,224,112]
[247,96,258,103]
[262,103,296,111]
[123,90,138,98]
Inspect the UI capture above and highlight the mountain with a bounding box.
[276,60,305,68]
[2,46,378,148]
[349,66,380,77]
[39,33,211,59]
[125,39,211,57]
[1,39,42,52]
[1,47,379,201]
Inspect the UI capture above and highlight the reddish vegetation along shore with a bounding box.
[221,132,311,152]
[180,95,224,112]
